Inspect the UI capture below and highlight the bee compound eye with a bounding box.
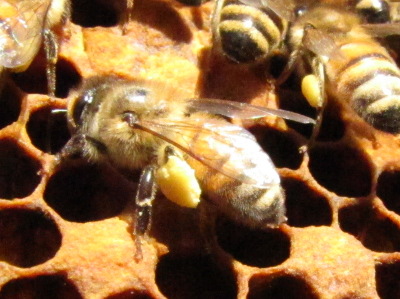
[72,90,95,127]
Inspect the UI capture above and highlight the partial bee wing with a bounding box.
[0,0,49,68]
[301,26,347,63]
[238,0,296,21]
[137,117,280,188]
[187,98,316,124]
[361,23,400,37]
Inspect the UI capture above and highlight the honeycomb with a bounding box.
[1,0,400,298]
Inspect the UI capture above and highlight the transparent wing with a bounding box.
[0,0,49,68]
[361,23,400,37]
[238,0,295,21]
[137,117,280,188]
[301,25,347,63]
[187,98,316,124]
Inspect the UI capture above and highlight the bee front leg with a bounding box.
[58,133,107,161]
[57,134,88,161]
[121,0,134,34]
[133,164,158,261]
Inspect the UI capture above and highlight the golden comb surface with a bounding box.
[0,0,400,298]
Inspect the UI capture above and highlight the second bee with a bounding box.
[211,0,291,64]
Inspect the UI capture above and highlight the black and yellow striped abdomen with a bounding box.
[327,38,400,133]
[213,0,288,64]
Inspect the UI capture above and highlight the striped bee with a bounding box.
[60,76,315,259]
[288,3,400,134]
[0,0,70,96]
[211,0,294,64]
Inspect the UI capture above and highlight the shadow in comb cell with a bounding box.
[132,0,193,43]
[71,0,120,28]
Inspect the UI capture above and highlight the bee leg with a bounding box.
[57,134,87,161]
[43,29,58,97]
[275,47,303,86]
[121,0,134,34]
[302,56,326,151]
[57,134,107,163]
[133,164,158,261]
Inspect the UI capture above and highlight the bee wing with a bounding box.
[238,0,295,21]
[361,23,400,37]
[187,98,316,124]
[0,0,49,68]
[140,117,280,188]
[302,26,347,62]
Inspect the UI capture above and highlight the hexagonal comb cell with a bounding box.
[250,126,303,170]
[71,0,120,28]
[105,290,154,299]
[282,178,332,227]
[44,163,133,222]
[276,89,316,138]
[12,58,81,98]
[11,54,50,96]
[0,275,82,299]
[314,101,346,142]
[339,204,400,252]
[308,144,372,197]
[155,253,237,299]
[0,83,22,130]
[27,107,70,154]
[376,261,400,299]
[0,139,41,199]
[0,208,61,268]
[248,275,318,299]
[216,218,290,267]
[377,170,400,215]
[55,59,82,99]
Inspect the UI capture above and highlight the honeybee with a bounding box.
[286,3,400,134]
[59,76,314,259]
[211,0,294,64]
[0,0,70,96]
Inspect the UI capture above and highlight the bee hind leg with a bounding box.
[300,56,326,152]
[121,0,134,34]
[43,29,58,98]
[133,164,158,261]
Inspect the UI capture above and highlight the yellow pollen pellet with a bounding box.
[302,74,323,108]
[155,155,201,208]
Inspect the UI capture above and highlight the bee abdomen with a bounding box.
[333,49,400,133]
[363,95,400,133]
[203,178,286,228]
[228,184,286,227]
[218,2,286,63]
